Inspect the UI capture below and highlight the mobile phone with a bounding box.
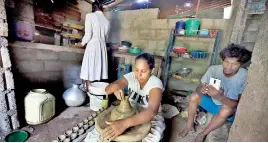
[209,78,221,90]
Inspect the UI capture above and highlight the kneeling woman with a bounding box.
[103,53,165,142]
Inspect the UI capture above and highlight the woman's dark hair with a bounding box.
[220,43,252,64]
[92,1,103,12]
[135,53,155,69]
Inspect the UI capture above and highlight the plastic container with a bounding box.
[54,32,61,46]
[175,21,185,35]
[12,20,34,41]
[185,19,201,36]
[5,130,29,142]
[88,82,109,111]
[199,29,209,37]
[24,89,55,125]
[129,47,142,54]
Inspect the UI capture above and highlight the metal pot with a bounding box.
[62,84,86,107]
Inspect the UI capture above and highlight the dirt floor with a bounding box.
[22,107,95,142]
[166,113,232,142]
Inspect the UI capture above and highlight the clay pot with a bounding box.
[70,133,77,140]
[87,116,93,121]
[83,119,89,124]
[78,129,85,135]
[58,135,66,141]
[89,120,94,126]
[110,96,136,121]
[77,122,84,128]
[65,130,72,136]
[63,138,71,142]
[92,112,97,118]
[72,127,79,133]
[83,124,89,130]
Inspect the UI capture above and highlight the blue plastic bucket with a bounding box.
[175,21,185,35]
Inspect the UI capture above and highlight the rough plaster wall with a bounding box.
[228,4,268,142]
[77,0,92,22]
[229,0,248,44]
[0,0,8,37]
[241,14,262,51]
[105,8,228,57]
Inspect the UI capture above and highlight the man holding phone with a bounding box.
[178,44,252,141]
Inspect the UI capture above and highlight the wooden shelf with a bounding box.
[173,34,216,39]
[61,32,82,39]
[35,24,61,32]
[62,22,84,30]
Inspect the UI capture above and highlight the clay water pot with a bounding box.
[110,96,136,121]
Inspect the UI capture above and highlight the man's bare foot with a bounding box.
[178,126,195,138]
[194,133,205,142]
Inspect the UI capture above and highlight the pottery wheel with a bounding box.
[95,106,151,142]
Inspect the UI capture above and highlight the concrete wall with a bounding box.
[105,8,229,57]
[241,14,262,51]
[8,42,84,126]
[228,4,268,141]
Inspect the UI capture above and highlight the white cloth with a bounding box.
[80,11,110,81]
[84,72,166,142]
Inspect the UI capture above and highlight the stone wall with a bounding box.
[8,42,84,126]
[241,14,262,51]
[105,8,229,57]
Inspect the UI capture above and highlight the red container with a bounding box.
[175,47,187,53]
[12,20,34,41]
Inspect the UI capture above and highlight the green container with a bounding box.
[5,130,29,142]
[129,47,142,54]
[185,19,200,36]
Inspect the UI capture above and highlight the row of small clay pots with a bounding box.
[53,107,105,142]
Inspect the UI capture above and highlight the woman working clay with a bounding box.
[77,1,110,90]
[102,53,166,142]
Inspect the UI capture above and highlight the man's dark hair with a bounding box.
[92,1,103,12]
[135,53,155,69]
[220,43,252,64]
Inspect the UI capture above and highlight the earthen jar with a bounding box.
[110,96,136,121]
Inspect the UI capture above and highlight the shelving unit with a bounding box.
[162,29,222,90]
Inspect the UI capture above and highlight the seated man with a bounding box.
[178,44,252,142]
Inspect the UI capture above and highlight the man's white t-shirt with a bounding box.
[123,72,164,110]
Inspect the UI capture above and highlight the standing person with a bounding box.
[178,44,252,142]
[77,1,110,90]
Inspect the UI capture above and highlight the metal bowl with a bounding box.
[177,68,192,77]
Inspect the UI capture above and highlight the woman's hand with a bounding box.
[75,44,84,49]
[114,89,125,100]
[101,119,129,141]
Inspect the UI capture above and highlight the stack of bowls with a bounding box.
[118,41,132,53]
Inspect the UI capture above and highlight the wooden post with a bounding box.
[195,0,200,17]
